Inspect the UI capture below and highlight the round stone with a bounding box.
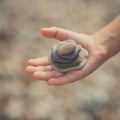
[57,40,76,55]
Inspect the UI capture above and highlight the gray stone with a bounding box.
[49,40,89,72]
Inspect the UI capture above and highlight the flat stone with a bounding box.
[51,45,74,63]
[60,45,81,59]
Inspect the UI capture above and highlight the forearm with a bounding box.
[92,15,120,58]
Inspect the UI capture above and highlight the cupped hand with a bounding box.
[25,27,107,86]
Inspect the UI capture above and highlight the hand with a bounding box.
[25,27,107,86]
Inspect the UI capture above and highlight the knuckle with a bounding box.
[33,73,40,80]
[94,47,107,60]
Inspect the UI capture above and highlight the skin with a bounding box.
[25,16,120,86]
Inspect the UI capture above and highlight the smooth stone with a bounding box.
[49,47,89,72]
[59,45,82,59]
[57,40,76,55]
[51,52,72,63]
[51,44,82,63]
[52,55,81,68]
[51,45,74,63]
[77,48,89,68]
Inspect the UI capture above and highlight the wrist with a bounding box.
[92,16,120,58]
[92,32,120,59]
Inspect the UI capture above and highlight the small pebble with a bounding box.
[57,40,76,55]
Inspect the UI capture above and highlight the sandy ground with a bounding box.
[0,0,120,120]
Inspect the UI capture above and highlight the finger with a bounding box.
[32,70,64,81]
[27,56,49,66]
[25,65,53,74]
[47,55,102,86]
[40,27,81,43]
[47,73,77,86]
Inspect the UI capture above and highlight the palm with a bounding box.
[25,27,106,85]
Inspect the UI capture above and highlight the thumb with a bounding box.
[40,27,81,42]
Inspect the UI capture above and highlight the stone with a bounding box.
[57,40,76,55]
[49,40,89,72]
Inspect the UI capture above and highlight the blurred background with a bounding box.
[0,0,120,120]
